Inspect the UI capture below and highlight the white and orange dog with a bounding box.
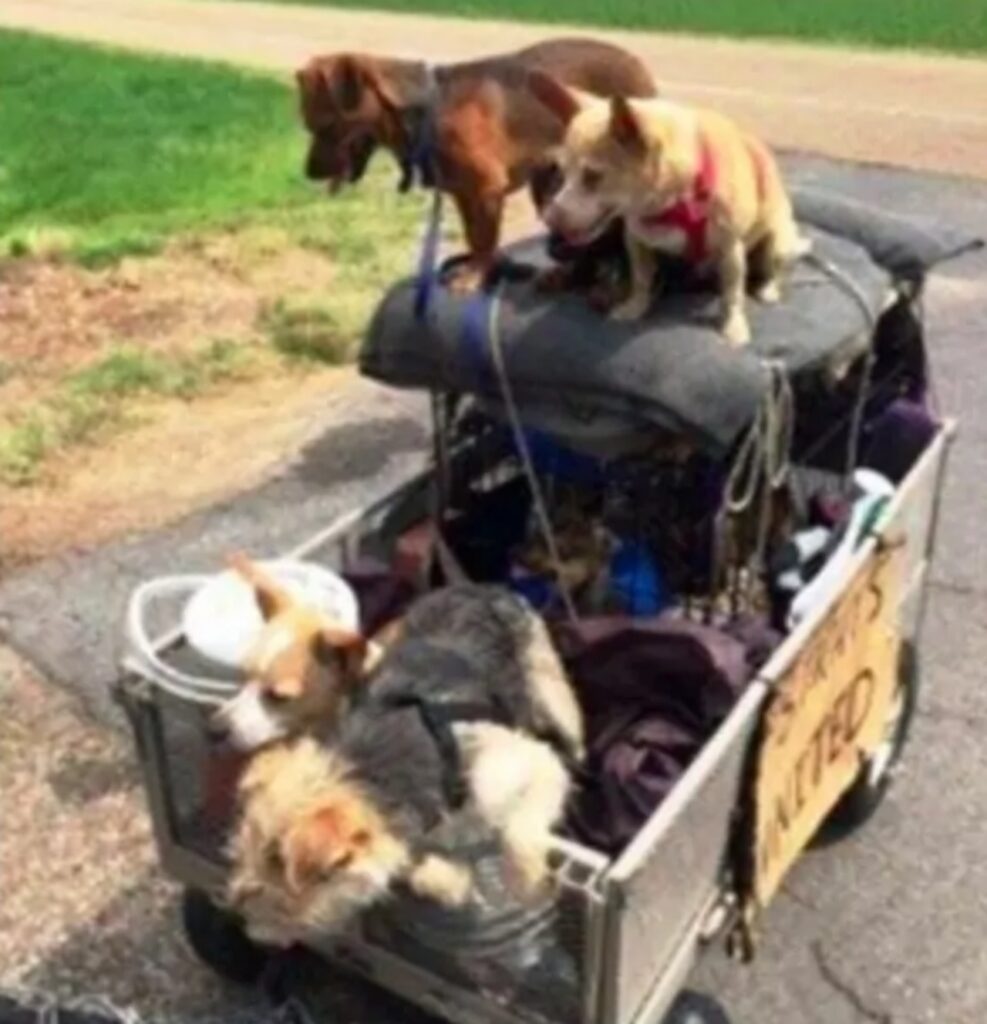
[210,556,385,751]
[531,74,808,345]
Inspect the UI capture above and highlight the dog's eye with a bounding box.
[264,688,293,706]
[581,168,603,191]
[325,851,354,876]
[266,846,285,873]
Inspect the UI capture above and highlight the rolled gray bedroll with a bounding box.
[360,190,981,457]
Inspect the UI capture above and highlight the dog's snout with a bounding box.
[544,201,582,242]
[305,146,328,181]
[207,707,231,743]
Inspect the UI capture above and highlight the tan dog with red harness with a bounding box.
[530,75,808,345]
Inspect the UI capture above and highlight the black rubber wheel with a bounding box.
[821,641,919,840]
[662,991,733,1024]
[181,887,272,985]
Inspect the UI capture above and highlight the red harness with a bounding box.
[638,136,767,264]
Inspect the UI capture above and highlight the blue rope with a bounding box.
[459,290,495,390]
[410,64,444,322]
[414,188,445,320]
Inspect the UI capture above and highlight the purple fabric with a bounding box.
[723,613,785,674]
[554,613,754,855]
[862,397,939,484]
[344,569,773,857]
[344,562,418,634]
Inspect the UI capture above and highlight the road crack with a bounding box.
[811,941,893,1023]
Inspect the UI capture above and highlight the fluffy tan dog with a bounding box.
[530,75,808,345]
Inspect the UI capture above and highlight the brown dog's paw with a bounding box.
[443,262,485,295]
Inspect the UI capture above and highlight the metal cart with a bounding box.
[116,385,954,1024]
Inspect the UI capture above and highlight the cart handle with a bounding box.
[125,576,240,706]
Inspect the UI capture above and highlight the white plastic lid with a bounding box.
[181,560,359,669]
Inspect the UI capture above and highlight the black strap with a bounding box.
[381,692,512,809]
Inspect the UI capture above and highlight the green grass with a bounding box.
[0,28,318,259]
[0,341,259,485]
[0,29,422,263]
[69,340,255,400]
[260,297,352,364]
[252,0,987,54]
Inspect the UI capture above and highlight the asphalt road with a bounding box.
[2,154,986,1024]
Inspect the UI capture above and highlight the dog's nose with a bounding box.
[543,202,581,242]
[206,710,230,743]
[543,201,564,232]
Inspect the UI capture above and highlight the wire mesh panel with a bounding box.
[152,690,243,864]
[125,674,607,1024]
[360,824,597,1024]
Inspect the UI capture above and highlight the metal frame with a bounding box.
[116,421,956,1024]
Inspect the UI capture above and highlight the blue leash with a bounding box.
[414,188,445,320]
[411,64,445,321]
[406,61,496,398]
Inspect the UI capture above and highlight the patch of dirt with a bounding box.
[0,367,344,570]
[0,188,542,572]
[0,229,335,381]
[0,229,348,569]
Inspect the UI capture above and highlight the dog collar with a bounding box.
[638,133,717,264]
[400,62,441,193]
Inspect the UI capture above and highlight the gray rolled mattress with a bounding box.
[360,191,980,457]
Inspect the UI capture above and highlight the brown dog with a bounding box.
[295,39,657,291]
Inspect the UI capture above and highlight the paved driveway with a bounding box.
[1,153,985,1023]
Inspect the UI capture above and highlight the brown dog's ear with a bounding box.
[331,56,367,112]
[228,552,293,621]
[295,56,367,112]
[528,71,583,128]
[608,96,646,155]
[284,802,372,892]
[313,626,368,679]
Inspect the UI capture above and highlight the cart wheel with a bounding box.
[822,641,919,839]
[181,887,272,984]
[662,991,732,1024]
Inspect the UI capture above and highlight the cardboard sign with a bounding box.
[753,543,903,906]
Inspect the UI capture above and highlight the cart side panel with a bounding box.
[598,682,768,1024]
[594,423,954,1024]
[738,422,955,914]
[887,421,956,639]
